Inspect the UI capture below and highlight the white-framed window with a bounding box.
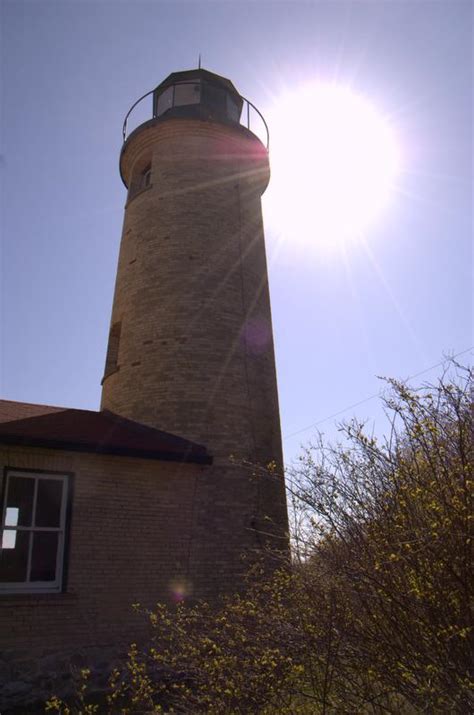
[0,470,71,594]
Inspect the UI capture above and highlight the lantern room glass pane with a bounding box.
[0,530,30,582]
[36,479,63,528]
[174,82,201,107]
[6,476,35,527]
[30,532,59,582]
[156,86,173,116]
[202,83,226,115]
[226,95,240,122]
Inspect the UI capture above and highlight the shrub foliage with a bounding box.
[47,364,473,714]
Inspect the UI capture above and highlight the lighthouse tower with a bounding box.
[101,69,288,594]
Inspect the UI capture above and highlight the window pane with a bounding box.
[30,532,59,582]
[174,82,200,107]
[0,530,29,582]
[2,527,17,549]
[36,479,64,528]
[6,476,35,526]
[202,83,226,115]
[156,86,173,116]
[227,95,240,122]
[5,507,19,527]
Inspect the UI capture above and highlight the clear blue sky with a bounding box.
[1,0,472,464]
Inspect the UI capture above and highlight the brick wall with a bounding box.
[101,118,283,471]
[0,442,287,709]
[0,445,197,707]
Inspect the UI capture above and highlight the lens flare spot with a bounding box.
[242,317,271,355]
[169,577,192,603]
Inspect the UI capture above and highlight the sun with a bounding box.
[263,83,400,252]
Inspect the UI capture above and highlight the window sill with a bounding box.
[0,591,78,607]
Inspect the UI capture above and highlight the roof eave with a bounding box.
[0,434,213,465]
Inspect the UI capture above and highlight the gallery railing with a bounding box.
[122,87,270,150]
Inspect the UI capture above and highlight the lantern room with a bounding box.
[121,67,269,151]
[152,68,244,125]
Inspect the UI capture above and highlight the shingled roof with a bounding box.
[0,400,212,464]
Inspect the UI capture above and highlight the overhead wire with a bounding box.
[283,346,473,441]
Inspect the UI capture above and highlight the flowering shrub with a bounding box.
[47,364,473,714]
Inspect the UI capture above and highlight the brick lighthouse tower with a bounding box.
[101,68,288,596]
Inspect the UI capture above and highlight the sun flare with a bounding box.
[263,83,400,252]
